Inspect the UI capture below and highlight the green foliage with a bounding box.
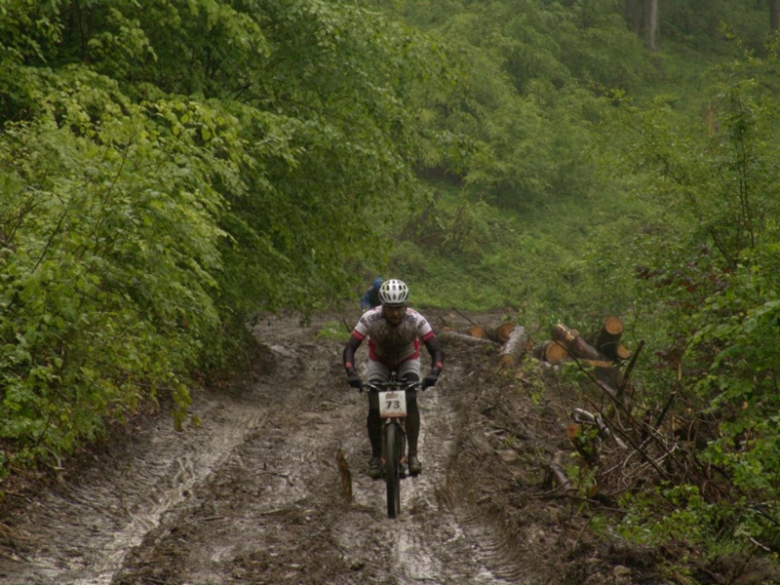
[660,0,769,55]
[316,321,351,342]
[619,482,778,563]
[609,38,780,557]
[619,484,715,547]
[391,0,650,212]
[0,0,457,474]
[393,182,642,331]
[0,74,232,463]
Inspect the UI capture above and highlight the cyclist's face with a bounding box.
[383,305,406,326]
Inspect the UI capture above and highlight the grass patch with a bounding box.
[316,321,352,342]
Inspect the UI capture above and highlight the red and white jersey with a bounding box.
[351,306,435,366]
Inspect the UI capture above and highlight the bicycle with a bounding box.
[364,378,421,519]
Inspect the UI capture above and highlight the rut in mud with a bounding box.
[0,309,686,585]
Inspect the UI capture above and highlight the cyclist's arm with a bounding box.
[343,334,363,374]
[423,335,444,372]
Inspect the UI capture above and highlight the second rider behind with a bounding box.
[343,279,444,478]
[360,276,383,311]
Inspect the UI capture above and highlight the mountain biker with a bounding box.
[360,276,383,311]
[343,278,444,478]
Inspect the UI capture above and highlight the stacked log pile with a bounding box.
[441,316,631,376]
[439,321,531,369]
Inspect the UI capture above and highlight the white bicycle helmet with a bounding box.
[378,279,409,307]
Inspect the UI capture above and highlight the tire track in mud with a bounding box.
[113,339,377,585]
[385,364,537,585]
[0,389,266,585]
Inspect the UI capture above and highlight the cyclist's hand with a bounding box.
[422,369,440,390]
[347,372,363,390]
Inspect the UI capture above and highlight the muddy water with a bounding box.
[0,311,552,585]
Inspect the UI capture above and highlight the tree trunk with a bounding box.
[645,0,659,51]
[594,365,622,392]
[772,0,780,30]
[498,326,529,369]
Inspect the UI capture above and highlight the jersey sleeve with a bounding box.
[414,311,435,341]
[352,320,368,340]
[353,307,379,340]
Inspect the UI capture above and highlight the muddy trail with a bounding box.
[0,309,662,585]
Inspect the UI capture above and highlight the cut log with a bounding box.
[596,316,625,361]
[438,330,497,346]
[563,334,609,362]
[497,322,516,342]
[467,326,488,339]
[552,323,578,344]
[579,359,618,369]
[497,326,529,369]
[553,323,611,362]
[487,322,516,343]
[570,336,609,362]
[545,341,570,363]
[532,341,569,363]
[615,344,631,360]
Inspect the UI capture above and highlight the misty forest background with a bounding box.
[1,0,779,576]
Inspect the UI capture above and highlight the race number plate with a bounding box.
[379,390,407,418]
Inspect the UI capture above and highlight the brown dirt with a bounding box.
[0,308,777,585]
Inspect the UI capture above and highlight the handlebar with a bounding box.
[364,380,422,393]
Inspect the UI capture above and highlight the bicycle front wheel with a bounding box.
[384,422,401,518]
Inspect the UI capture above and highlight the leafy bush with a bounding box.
[0,0,455,476]
[612,42,780,554]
